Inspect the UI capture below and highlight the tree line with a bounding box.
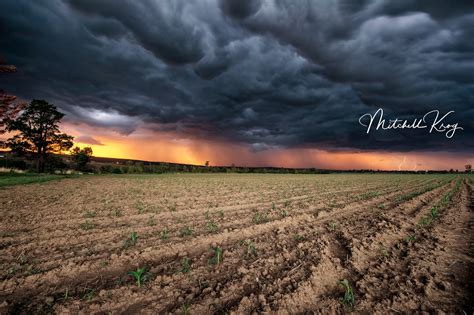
[1,59,92,173]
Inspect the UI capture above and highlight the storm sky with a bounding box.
[1,0,473,167]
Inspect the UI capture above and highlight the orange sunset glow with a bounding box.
[64,123,472,171]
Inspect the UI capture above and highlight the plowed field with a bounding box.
[1,174,473,314]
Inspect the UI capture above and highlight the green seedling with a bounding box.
[272,202,276,210]
[430,206,439,219]
[442,194,450,203]
[284,200,290,208]
[252,211,268,224]
[83,289,95,301]
[378,203,385,210]
[280,210,289,218]
[128,267,146,287]
[160,229,169,240]
[405,235,417,244]
[181,257,190,273]
[293,233,303,241]
[182,303,190,315]
[328,221,337,231]
[418,216,430,227]
[63,288,70,301]
[169,204,177,212]
[208,246,223,265]
[180,226,193,237]
[370,191,379,198]
[123,232,138,248]
[242,239,257,258]
[80,219,94,230]
[379,245,389,257]
[114,209,123,217]
[218,210,224,218]
[206,220,218,233]
[17,253,28,265]
[84,210,96,218]
[137,205,145,214]
[100,261,108,267]
[338,279,355,309]
[6,265,18,276]
[204,209,210,220]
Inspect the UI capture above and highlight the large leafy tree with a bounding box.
[0,58,26,144]
[5,100,74,172]
[71,146,93,171]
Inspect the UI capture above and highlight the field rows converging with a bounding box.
[0,174,472,314]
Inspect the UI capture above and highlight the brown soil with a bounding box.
[0,173,472,314]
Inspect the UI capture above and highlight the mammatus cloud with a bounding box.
[0,0,473,154]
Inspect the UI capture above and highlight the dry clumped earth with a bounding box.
[0,173,473,314]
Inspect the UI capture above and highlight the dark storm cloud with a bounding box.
[0,0,473,152]
[219,0,262,20]
[75,135,104,146]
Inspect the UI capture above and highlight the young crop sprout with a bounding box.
[123,232,138,248]
[180,226,193,237]
[252,210,268,224]
[63,288,69,301]
[84,210,96,218]
[182,303,190,315]
[242,239,257,258]
[181,257,190,273]
[328,222,337,231]
[293,233,303,241]
[81,219,94,230]
[405,235,417,244]
[128,267,146,287]
[418,216,430,227]
[430,206,439,219]
[160,229,169,240]
[208,246,223,265]
[206,220,218,233]
[83,289,95,301]
[130,232,138,244]
[379,245,389,257]
[338,279,355,309]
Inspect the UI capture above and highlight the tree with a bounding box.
[71,146,93,171]
[205,161,210,167]
[5,100,74,172]
[466,164,472,173]
[0,58,27,145]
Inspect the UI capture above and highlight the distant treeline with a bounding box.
[0,152,470,174]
